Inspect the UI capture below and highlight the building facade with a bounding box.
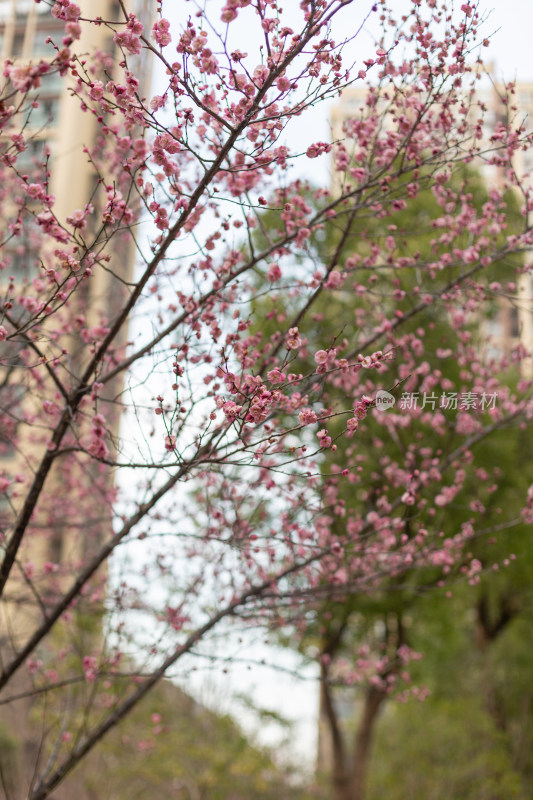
[0,2,152,795]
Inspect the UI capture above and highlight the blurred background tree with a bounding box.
[247,165,533,800]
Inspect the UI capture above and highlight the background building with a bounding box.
[0,2,152,795]
[0,0,153,556]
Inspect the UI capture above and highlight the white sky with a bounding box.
[483,0,533,81]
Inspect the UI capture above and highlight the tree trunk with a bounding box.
[319,665,351,800]
[319,675,387,800]
[476,592,517,732]
[348,685,387,800]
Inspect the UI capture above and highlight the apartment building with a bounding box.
[0,2,152,795]
[0,0,154,546]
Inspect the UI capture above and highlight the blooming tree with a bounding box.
[0,0,532,797]
[250,164,533,800]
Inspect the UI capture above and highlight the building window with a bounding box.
[510,306,520,338]
[32,28,56,56]
[7,247,40,279]
[3,216,41,283]
[39,70,62,94]
[0,340,26,460]
[12,31,25,56]
[25,97,58,129]
[16,136,47,173]
[0,383,25,459]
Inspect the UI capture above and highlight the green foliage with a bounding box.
[367,697,526,800]
[0,721,18,797]
[363,582,533,798]
[61,680,315,800]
